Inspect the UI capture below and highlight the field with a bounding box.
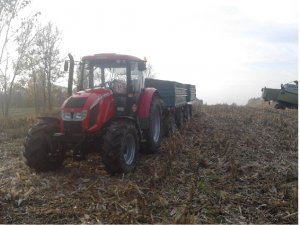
[0,104,298,223]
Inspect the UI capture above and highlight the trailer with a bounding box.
[145,78,196,133]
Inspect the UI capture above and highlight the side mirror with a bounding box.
[138,61,146,71]
[64,60,69,72]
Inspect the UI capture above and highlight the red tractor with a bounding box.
[24,53,164,174]
[24,53,196,174]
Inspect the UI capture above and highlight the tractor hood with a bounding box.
[61,88,113,110]
[60,88,115,133]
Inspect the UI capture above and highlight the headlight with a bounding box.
[73,111,87,121]
[62,112,72,121]
[61,111,87,121]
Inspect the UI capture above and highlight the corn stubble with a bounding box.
[0,104,297,223]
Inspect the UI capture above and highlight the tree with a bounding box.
[22,22,63,114]
[144,63,156,78]
[0,0,39,116]
[35,22,62,111]
[24,61,44,115]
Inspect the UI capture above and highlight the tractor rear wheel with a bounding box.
[143,96,162,153]
[23,120,65,171]
[101,121,139,174]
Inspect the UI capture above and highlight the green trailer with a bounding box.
[145,78,196,106]
[261,81,298,109]
[145,78,188,107]
[186,84,196,103]
[145,78,196,131]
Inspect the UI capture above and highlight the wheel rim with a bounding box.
[151,108,161,143]
[123,133,136,165]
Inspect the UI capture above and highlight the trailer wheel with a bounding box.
[189,105,193,118]
[101,121,139,174]
[144,96,162,153]
[23,120,65,171]
[164,114,176,137]
[175,107,184,128]
[184,105,191,122]
[275,103,286,109]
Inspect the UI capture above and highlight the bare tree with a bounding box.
[144,63,156,78]
[0,0,39,116]
[34,22,62,111]
[24,49,44,115]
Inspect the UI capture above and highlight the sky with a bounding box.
[30,0,298,105]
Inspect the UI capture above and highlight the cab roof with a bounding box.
[82,53,144,62]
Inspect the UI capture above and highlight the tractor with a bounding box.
[24,53,163,174]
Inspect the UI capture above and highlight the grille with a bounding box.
[63,121,82,133]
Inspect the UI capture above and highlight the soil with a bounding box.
[0,104,297,223]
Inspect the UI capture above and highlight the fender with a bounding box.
[29,117,60,136]
[137,88,160,118]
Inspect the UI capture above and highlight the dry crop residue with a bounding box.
[0,104,297,223]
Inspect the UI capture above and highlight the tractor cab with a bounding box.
[78,53,146,116]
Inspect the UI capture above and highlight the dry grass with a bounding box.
[0,104,297,223]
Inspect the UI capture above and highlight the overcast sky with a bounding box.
[30,0,298,105]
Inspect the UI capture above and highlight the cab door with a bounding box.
[126,62,144,117]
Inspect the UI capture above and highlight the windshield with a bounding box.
[80,62,127,89]
[79,60,143,94]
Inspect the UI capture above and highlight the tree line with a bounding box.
[0,0,63,117]
[0,0,156,118]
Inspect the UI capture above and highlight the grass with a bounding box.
[0,104,298,223]
[0,107,60,139]
[0,107,60,119]
[2,107,36,118]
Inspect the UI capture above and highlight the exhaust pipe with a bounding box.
[67,53,74,97]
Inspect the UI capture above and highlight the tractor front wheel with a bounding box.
[101,121,139,174]
[23,120,65,171]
